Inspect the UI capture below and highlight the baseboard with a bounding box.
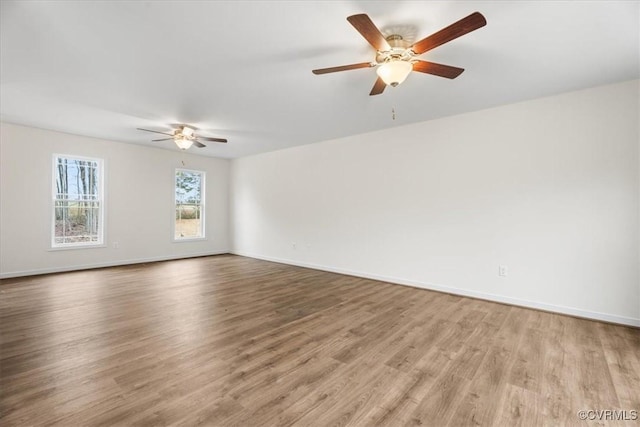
[0,250,230,279]
[231,250,640,328]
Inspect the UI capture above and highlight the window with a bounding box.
[52,155,103,247]
[175,169,205,240]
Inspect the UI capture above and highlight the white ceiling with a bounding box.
[1,1,638,158]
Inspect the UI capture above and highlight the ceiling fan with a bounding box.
[312,12,486,95]
[137,125,227,150]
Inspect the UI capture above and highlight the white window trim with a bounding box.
[51,154,105,250]
[173,168,206,242]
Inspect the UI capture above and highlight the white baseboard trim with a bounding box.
[231,251,640,328]
[0,250,230,279]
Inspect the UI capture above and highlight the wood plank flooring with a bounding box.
[1,255,638,426]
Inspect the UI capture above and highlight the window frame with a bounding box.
[51,154,105,250]
[173,168,206,242]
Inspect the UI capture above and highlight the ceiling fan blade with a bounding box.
[369,76,386,96]
[410,12,486,55]
[152,138,174,142]
[193,140,207,148]
[137,128,174,137]
[312,62,374,75]
[412,60,464,79]
[347,14,391,51]
[197,136,228,143]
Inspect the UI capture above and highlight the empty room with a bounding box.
[1,1,638,426]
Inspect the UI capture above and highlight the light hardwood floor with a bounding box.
[1,255,638,426]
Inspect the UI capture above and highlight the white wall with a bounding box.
[0,123,230,277]
[231,79,640,326]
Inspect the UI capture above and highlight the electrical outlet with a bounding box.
[499,265,508,277]
[292,242,296,249]
[113,241,119,249]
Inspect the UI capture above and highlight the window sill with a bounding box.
[49,243,106,251]
[173,237,207,243]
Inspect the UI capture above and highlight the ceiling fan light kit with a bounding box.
[174,126,195,150]
[312,12,487,95]
[377,60,412,87]
[174,136,193,150]
[375,34,414,86]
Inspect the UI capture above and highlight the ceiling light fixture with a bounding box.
[174,136,193,150]
[376,60,413,87]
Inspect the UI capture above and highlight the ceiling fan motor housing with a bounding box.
[375,34,414,64]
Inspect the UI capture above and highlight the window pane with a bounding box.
[175,171,202,204]
[175,169,204,239]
